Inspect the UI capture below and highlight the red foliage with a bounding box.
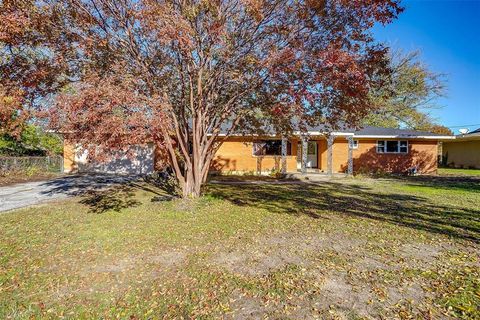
[1,0,403,196]
[0,0,71,136]
[0,86,27,137]
[48,72,167,161]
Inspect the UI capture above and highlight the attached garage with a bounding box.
[63,142,154,175]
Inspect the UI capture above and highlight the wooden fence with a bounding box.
[0,156,63,173]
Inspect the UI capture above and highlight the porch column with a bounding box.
[346,136,354,176]
[281,136,287,174]
[301,135,308,174]
[327,134,334,176]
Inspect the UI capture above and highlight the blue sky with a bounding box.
[372,0,480,133]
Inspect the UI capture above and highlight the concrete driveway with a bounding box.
[0,174,138,213]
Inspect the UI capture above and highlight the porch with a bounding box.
[211,134,355,175]
[280,135,355,176]
[286,171,349,181]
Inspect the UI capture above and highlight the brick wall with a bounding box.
[64,136,439,175]
[63,140,76,173]
[212,137,299,173]
[212,137,438,174]
[338,139,438,174]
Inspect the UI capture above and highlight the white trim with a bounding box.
[215,133,278,137]
[349,139,359,149]
[292,131,323,136]
[212,132,455,139]
[376,140,409,154]
[450,134,480,141]
[332,132,355,136]
[354,135,454,139]
[290,131,355,136]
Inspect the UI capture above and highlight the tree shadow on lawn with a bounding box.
[39,174,172,213]
[207,180,480,243]
[78,181,176,213]
[79,184,142,214]
[39,174,143,198]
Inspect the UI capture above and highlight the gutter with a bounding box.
[214,132,455,140]
[352,135,455,140]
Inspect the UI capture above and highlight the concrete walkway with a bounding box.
[0,174,136,213]
[210,173,349,185]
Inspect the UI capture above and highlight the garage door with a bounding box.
[75,145,154,175]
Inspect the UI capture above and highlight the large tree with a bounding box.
[2,0,402,197]
[0,0,71,137]
[364,50,451,134]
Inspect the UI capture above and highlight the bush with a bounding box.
[25,166,40,177]
[269,168,285,179]
[354,166,391,178]
[0,125,63,156]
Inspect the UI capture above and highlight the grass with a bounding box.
[0,173,479,319]
[439,167,480,176]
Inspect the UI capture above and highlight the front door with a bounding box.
[297,141,318,169]
[307,141,318,168]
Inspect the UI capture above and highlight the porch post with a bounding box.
[347,136,353,176]
[281,136,287,174]
[327,134,334,176]
[301,135,308,174]
[256,157,262,175]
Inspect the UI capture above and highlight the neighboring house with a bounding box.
[442,128,480,169]
[63,126,453,175]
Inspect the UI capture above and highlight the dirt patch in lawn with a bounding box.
[315,271,374,317]
[85,250,188,275]
[399,242,444,263]
[48,248,191,301]
[211,231,372,276]
[212,229,462,319]
[226,292,268,320]
[28,226,465,318]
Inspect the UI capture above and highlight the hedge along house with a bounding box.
[212,126,454,175]
[63,126,454,175]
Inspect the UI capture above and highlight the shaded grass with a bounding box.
[208,176,480,242]
[0,175,479,319]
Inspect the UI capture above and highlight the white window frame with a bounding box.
[349,139,359,149]
[376,140,408,154]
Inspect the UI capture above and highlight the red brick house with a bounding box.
[64,126,454,175]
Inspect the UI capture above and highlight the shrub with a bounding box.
[25,166,40,177]
[269,168,285,179]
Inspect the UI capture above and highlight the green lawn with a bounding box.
[0,174,479,319]
[439,167,480,176]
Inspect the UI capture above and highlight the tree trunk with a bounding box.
[179,152,211,198]
[182,175,202,198]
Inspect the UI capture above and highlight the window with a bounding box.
[377,140,385,153]
[386,141,398,153]
[253,140,292,156]
[307,142,316,155]
[377,140,408,154]
[349,139,359,149]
